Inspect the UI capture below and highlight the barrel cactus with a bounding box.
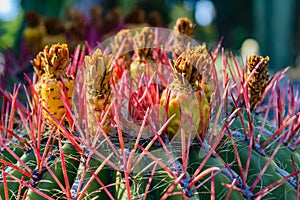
[1,24,299,200]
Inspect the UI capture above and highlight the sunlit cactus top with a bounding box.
[246,55,270,110]
[31,43,70,79]
[170,44,212,91]
[174,18,195,36]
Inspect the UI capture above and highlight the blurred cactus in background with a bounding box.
[42,17,67,47]
[23,11,46,55]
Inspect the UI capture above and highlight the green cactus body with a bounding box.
[151,169,188,200]
[239,139,297,198]
[0,149,37,199]
[253,117,300,175]
[143,147,198,199]
[25,142,80,199]
[228,111,300,192]
[112,148,151,200]
[113,169,150,200]
[0,146,24,169]
[188,146,245,199]
[257,131,300,175]
[73,156,112,199]
[219,134,298,199]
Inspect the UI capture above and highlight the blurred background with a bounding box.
[0,0,300,90]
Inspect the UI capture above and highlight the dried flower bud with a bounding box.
[133,27,154,59]
[85,48,113,134]
[111,29,132,55]
[31,43,73,125]
[110,29,133,69]
[85,49,113,97]
[246,55,270,110]
[31,43,69,78]
[161,45,212,140]
[170,44,211,91]
[174,18,195,36]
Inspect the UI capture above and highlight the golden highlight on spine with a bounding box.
[31,43,74,124]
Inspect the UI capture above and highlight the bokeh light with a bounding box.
[241,38,260,63]
[195,0,215,27]
[0,0,20,21]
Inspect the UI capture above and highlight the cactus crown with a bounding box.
[174,17,195,36]
[246,55,270,109]
[85,48,113,98]
[31,43,70,79]
[170,44,211,91]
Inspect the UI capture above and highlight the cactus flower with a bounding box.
[245,55,270,110]
[160,44,212,140]
[85,48,113,135]
[31,43,73,124]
